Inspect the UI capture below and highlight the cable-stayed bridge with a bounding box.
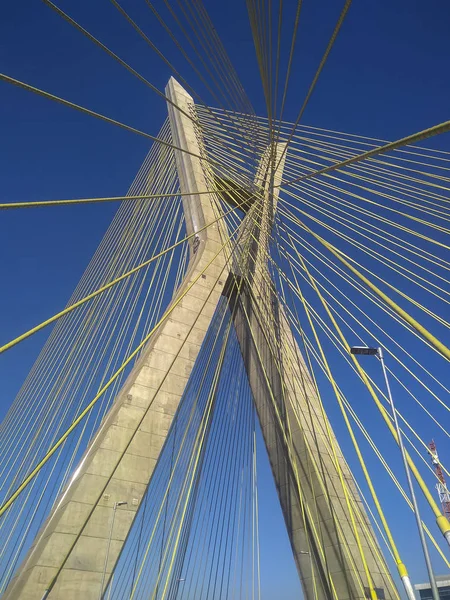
[1,2,450,600]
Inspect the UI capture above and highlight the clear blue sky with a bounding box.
[1,1,450,598]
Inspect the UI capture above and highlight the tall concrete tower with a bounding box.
[3,79,396,600]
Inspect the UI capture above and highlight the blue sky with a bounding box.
[1,0,450,597]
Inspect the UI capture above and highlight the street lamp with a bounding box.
[351,345,439,600]
[99,501,127,600]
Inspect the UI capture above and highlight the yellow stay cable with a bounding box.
[47,0,261,173]
[130,194,264,596]
[203,140,450,358]
[269,245,450,488]
[0,189,242,210]
[263,218,400,596]
[278,119,450,188]
[280,203,450,331]
[272,0,284,133]
[252,428,262,600]
[127,296,235,597]
[0,205,131,459]
[0,186,265,538]
[0,135,173,451]
[273,276,450,569]
[281,156,450,240]
[0,187,177,515]
[289,239,412,591]
[234,269,361,600]
[0,189,261,355]
[152,317,234,600]
[330,165,450,224]
[219,192,345,597]
[274,0,352,173]
[259,113,450,161]
[144,0,251,120]
[288,130,450,174]
[349,162,450,212]
[156,0,250,115]
[278,147,450,232]
[286,224,450,540]
[0,73,233,173]
[283,179,450,294]
[287,133,450,191]
[55,199,183,498]
[281,205,450,358]
[0,197,254,518]
[286,144,450,221]
[278,237,450,429]
[281,190,450,308]
[42,206,254,598]
[221,172,404,596]
[226,209,370,599]
[298,328,450,569]
[217,139,450,396]
[271,230,450,481]
[272,258,400,599]
[276,217,450,399]
[298,176,450,269]
[230,188,450,545]
[280,133,450,205]
[0,159,178,480]
[301,290,450,472]
[273,0,303,144]
[3,189,266,600]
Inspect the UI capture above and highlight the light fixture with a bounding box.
[350,346,379,357]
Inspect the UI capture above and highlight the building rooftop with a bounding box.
[415,575,450,590]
